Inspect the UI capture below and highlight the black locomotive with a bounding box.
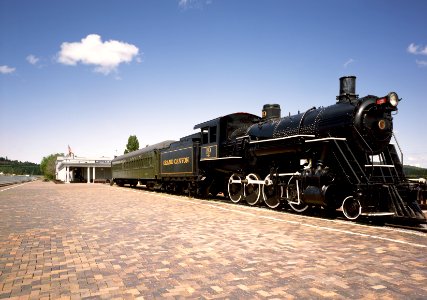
[111,76,426,224]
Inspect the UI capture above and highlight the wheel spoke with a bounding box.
[286,176,308,213]
[289,201,309,213]
[342,196,361,220]
[263,174,281,209]
[245,173,262,205]
[228,174,243,203]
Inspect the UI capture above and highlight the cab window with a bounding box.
[202,128,209,144]
[210,126,217,143]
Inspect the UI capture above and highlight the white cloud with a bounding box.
[407,43,418,54]
[407,43,427,55]
[26,54,40,65]
[57,34,140,75]
[0,65,15,74]
[416,60,427,67]
[343,58,354,68]
[407,43,427,68]
[405,153,427,168]
[179,0,211,9]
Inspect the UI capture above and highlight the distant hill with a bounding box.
[0,157,41,175]
[403,165,427,179]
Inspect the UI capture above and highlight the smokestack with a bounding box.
[337,76,358,103]
[262,104,281,120]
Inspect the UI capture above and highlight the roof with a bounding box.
[112,140,175,162]
[193,112,260,130]
[56,156,113,171]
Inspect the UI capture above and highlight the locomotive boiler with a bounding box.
[111,76,426,224]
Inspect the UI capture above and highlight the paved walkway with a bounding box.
[0,181,426,299]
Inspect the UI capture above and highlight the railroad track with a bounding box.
[0,182,20,188]
[383,222,427,233]
[0,178,37,188]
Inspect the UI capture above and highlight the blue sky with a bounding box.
[1,0,427,167]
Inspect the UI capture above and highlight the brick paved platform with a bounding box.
[0,181,426,299]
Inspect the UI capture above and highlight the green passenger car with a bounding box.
[111,141,175,187]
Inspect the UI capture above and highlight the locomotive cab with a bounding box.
[194,113,261,162]
[197,120,220,161]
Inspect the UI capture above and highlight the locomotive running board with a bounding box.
[360,212,395,217]
[229,178,265,185]
[305,137,346,143]
[364,165,395,168]
[249,134,315,144]
[201,156,242,161]
[230,172,301,185]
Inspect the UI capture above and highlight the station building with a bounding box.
[55,155,112,183]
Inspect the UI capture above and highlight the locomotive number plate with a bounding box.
[201,145,218,160]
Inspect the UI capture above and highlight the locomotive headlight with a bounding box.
[388,92,399,107]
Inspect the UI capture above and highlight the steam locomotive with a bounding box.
[111,76,426,224]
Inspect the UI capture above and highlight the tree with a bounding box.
[124,135,139,154]
[40,153,63,180]
[0,157,41,175]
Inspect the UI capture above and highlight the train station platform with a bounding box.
[0,181,426,299]
[55,156,112,183]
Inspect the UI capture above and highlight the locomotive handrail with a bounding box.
[352,126,376,178]
[364,164,395,168]
[249,134,315,144]
[305,137,346,143]
[201,156,242,161]
[297,107,316,134]
[392,132,404,165]
[352,126,374,157]
[332,139,366,184]
[235,135,250,140]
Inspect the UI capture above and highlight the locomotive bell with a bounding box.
[337,76,358,103]
[262,104,281,120]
